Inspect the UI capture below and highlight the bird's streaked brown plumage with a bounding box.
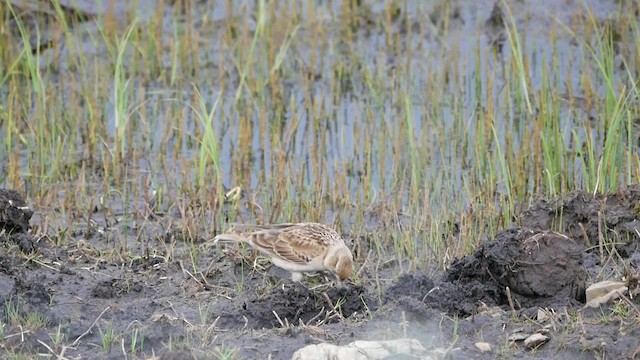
[213,222,353,282]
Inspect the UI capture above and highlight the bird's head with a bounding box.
[325,245,353,281]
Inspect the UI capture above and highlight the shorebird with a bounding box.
[213,222,353,282]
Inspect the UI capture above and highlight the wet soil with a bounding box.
[3,0,640,358]
[1,186,639,359]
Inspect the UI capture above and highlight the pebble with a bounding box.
[524,333,550,349]
[475,342,492,352]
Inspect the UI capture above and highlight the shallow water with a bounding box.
[1,0,634,215]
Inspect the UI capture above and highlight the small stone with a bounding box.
[584,286,628,308]
[475,342,492,352]
[585,281,627,303]
[509,332,529,342]
[537,328,551,335]
[478,304,506,317]
[537,308,546,321]
[524,333,549,349]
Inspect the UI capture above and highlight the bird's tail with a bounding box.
[212,229,248,244]
[228,223,295,231]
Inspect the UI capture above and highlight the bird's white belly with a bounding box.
[270,257,326,272]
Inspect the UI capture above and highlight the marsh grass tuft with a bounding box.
[98,325,116,353]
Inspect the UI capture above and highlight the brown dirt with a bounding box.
[1,187,639,359]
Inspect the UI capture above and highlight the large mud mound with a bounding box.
[447,228,586,304]
[520,186,640,256]
[383,188,640,319]
[385,228,587,317]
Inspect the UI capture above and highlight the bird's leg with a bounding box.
[290,272,303,282]
[285,272,313,291]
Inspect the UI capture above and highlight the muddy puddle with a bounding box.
[1,185,640,359]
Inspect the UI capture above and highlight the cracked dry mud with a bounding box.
[1,187,640,359]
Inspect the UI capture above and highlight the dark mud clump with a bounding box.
[520,185,640,257]
[446,228,586,307]
[0,189,36,253]
[91,278,145,299]
[383,272,435,303]
[9,233,37,253]
[385,228,587,317]
[0,189,33,233]
[218,282,376,329]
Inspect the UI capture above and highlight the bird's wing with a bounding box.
[232,223,337,265]
[272,224,332,264]
[244,228,298,261]
[241,225,328,264]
